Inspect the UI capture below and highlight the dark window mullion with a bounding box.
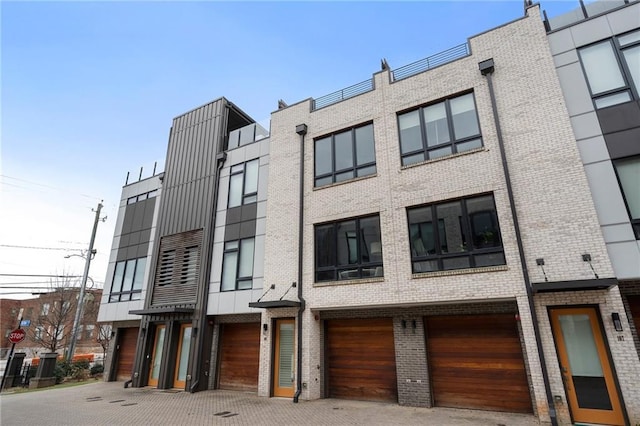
[418,106,429,160]
[444,99,458,153]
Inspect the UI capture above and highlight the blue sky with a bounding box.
[0,0,582,298]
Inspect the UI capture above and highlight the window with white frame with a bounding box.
[220,238,255,291]
[41,303,50,316]
[228,159,259,208]
[398,92,482,166]
[579,29,640,108]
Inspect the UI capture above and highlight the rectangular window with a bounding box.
[35,326,43,340]
[314,214,383,282]
[613,156,640,239]
[398,92,482,166]
[109,257,147,302]
[579,29,640,109]
[228,159,259,208]
[221,238,255,291]
[84,325,95,340]
[407,194,505,273]
[41,303,50,316]
[314,123,376,187]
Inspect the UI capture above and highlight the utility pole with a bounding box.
[66,202,105,362]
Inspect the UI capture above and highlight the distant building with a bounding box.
[97,1,640,425]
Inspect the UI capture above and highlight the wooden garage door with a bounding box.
[426,314,532,413]
[115,327,138,381]
[628,296,640,338]
[326,318,397,402]
[218,322,260,392]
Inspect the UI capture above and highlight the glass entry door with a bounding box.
[173,324,192,389]
[549,307,624,425]
[149,325,166,387]
[273,319,295,397]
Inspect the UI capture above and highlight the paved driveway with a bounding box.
[1,381,540,425]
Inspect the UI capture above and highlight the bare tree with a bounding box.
[28,275,79,353]
[96,324,112,362]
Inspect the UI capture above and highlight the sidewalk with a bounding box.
[0,381,541,425]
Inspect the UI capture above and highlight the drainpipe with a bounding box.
[189,148,227,392]
[293,123,308,403]
[479,59,558,426]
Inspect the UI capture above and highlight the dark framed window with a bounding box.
[314,123,376,187]
[398,92,482,166]
[109,257,147,302]
[613,156,640,239]
[228,159,259,208]
[407,194,505,273]
[314,214,383,282]
[127,189,158,205]
[221,238,255,291]
[579,29,640,109]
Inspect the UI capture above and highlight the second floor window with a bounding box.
[109,257,147,302]
[579,30,640,109]
[315,214,383,282]
[613,156,640,239]
[407,194,505,273]
[314,123,376,187]
[228,160,259,208]
[398,92,482,166]
[221,238,255,291]
[41,303,50,316]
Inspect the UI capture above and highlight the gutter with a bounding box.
[479,59,558,426]
[293,123,308,403]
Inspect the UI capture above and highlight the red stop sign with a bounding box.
[8,328,26,344]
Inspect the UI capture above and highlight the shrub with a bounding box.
[90,364,104,376]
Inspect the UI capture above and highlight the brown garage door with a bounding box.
[326,318,397,402]
[218,322,260,392]
[628,296,640,338]
[426,314,532,413]
[115,327,138,381]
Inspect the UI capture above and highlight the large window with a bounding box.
[407,194,505,273]
[228,160,259,208]
[613,156,640,239]
[314,214,383,282]
[314,123,376,187]
[109,257,147,302]
[579,30,640,109]
[398,92,482,166]
[221,238,255,291]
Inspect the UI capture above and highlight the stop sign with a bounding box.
[8,328,26,344]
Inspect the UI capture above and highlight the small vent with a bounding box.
[157,250,176,286]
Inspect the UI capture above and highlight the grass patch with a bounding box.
[1,378,101,395]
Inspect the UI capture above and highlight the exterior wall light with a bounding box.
[611,313,623,332]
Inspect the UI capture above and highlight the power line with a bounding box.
[0,174,102,200]
[0,244,84,252]
[0,274,83,278]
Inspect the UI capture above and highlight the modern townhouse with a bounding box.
[96,2,640,425]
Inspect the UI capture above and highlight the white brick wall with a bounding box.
[262,5,639,424]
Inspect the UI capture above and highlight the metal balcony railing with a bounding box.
[312,79,374,110]
[391,43,470,81]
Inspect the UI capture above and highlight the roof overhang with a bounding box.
[532,278,617,294]
[248,300,301,309]
[129,306,194,315]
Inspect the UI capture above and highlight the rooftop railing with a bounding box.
[310,42,470,111]
[312,79,374,110]
[391,43,470,82]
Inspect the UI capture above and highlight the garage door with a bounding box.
[115,327,138,381]
[628,296,640,338]
[218,322,260,392]
[426,314,532,413]
[326,318,397,402]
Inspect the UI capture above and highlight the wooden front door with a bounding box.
[273,319,295,397]
[173,324,192,389]
[549,307,625,425]
[218,322,260,391]
[148,325,166,387]
[114,327,138,381]
[426,314,532,413]
[325,318,397,402]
